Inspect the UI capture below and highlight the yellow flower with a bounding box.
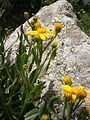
[34,34,41,40]
[64,91,72,99]
[83,98,88,103]
[78,86,84,90]
[55,23,62,31]
[41,114,48,120]
[26,28,55,40]
[71,87,78,95]
[78,89,88,99]
[61,85,72,92]
[72,94,77,104]
[51,42,57,48]
[24,12,29,19]
[34,22,41,29]
[64,76,72,85]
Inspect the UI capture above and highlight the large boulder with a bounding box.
[5,0,90,103]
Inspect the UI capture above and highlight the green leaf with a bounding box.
[5,77,18,93]
[16,54,26,85]
[27,55,34,72]
[48,96,60,113]
[39,101,45,118]
[32,47,38,65]
[51,49,56,60]
[21,53,28,65]
[18,26,26,55]
[25,82,45,104]
[29,69,37,84]
[24,108,38,120]
[38,59,50,78]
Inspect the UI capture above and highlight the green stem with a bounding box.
[67,102,70,120]
[63,99,66,120]
[32,50,51,85]
[43,36,55,53]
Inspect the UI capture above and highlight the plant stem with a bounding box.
[67,102,70,120]
[63,99,66,120]
[32,49,51,85]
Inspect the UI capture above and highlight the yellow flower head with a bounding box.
[83,97,88,103]
[64,75,72,85]
[78,89,88,99]
[37,28,47,33]
[55,23,62,31]
[41,114,48,120]
[64,91,72,99]
[26,27,55,40]
[24,12,29,19]
[51,42,57,48]
[61,85,72,92]
[34,22,41,29]
[71,87,78,95]
[34,34,41,40]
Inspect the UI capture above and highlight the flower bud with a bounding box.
[64,76,72,85]
[41,114,48,120]
[23,64,28,70]
[33,15,38,22]
[55,23,62,31]
[24,12,29,19]
[51,42,57,48]
[34,22,41,29]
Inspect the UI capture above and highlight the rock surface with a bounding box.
[5,0,90,108]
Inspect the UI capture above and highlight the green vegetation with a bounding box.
[0,1,90,120]
[68,0,90,36]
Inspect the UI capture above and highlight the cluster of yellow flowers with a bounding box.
[61,76,89,104]
[25,15,62,41]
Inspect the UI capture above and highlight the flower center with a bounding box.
[37,28,47,33]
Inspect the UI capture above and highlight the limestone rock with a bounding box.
[5,0,90,105]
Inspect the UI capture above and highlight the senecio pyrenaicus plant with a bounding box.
[0,14,62,120]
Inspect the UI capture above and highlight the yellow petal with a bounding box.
[61,85,72,92]
[85,90,89,94]
[72,94,77,101]
[39,33,46,40]
[44,33,49,38]
[26,30,38,35]
[47,31,55,37]
[83,98,88,103]
[78,86,84,90]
